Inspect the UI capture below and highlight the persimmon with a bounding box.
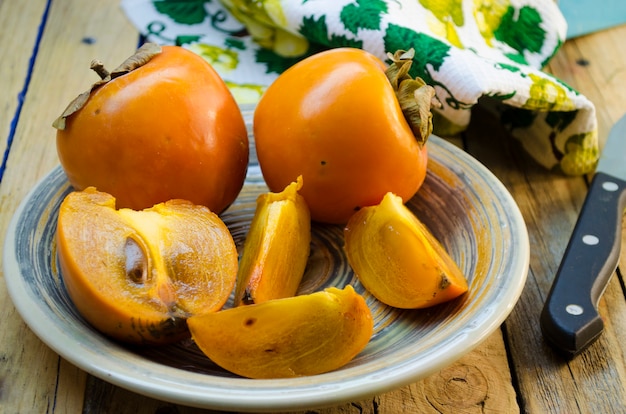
[188,285,373,378]
[344,192,468,309]
[253,48,435,224]
[56,187,238,345]
[234,176,311,306]
[54,43,248,213]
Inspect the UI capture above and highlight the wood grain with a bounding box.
[0,1,48,169]
[0,0,137,412]
[1,0,625,412]
[79,330,516,414]
[464,101,626,413]
[0,1,518,413]
[489,24,626,413]
[0,2,68,412]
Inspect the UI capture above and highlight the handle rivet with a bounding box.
[602,181,619,192]
[582,234,599,245]
[566,304,584,315]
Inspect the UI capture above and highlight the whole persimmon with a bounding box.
[56,187,239,345]
[54,43,248,213]
[253,48,435,224]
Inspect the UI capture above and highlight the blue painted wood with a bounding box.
[0,0,52,183]
[560,0,626,39]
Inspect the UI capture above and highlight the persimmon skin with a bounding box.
[253,48,428,224]
[56,45,248,213]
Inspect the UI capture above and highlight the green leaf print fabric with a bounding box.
[121,0,599,175]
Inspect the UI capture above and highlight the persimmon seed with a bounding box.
[125,237,147,284]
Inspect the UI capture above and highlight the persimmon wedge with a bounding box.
[344,192,468,309]
[234,176,311,306]
[56,187,238,345]
[188,285,372,378]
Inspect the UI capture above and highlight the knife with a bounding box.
[541,114,626,357]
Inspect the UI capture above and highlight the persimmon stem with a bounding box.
[54,43,162,130]
[90,60,110,80]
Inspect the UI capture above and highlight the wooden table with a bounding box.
[1,1,625,412]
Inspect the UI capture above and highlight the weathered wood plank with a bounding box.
[549,28,626,412]
[465,24,626,413]
[560,27,626,287]
[463,101,590,414]
[0,0,138,412]
[5,2,625,413]
[0,0,519,410]
[0,1,66,412]
[0,0,48,170]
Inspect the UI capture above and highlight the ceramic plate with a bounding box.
[3,106,529,412]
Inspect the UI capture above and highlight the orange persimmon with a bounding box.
[253,48,434,224]
[54,43,248,213]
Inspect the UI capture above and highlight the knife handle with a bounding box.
[541,171,626,357]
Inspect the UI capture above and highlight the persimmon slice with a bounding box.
[188,285,373,378]
[344,192,468,309]
[56,187,238,344]
[234,176,311,306]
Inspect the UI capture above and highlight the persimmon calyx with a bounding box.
[385,48,438,147]
[52,42,162,130]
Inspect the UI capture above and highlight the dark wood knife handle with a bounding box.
[540,171,626,357]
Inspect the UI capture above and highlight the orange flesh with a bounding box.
[56,187,238,344]
[344,192,468,309]
[234,176,311,305]
[188,285,373,378]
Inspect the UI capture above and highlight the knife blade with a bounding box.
[540,113,626,357]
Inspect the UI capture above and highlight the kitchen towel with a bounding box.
[121,0,598,175]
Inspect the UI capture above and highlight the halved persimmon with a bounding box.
[234,176,311,306]
[56,187,238,344]
[344,192,468,309]
[188,285,373,378]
